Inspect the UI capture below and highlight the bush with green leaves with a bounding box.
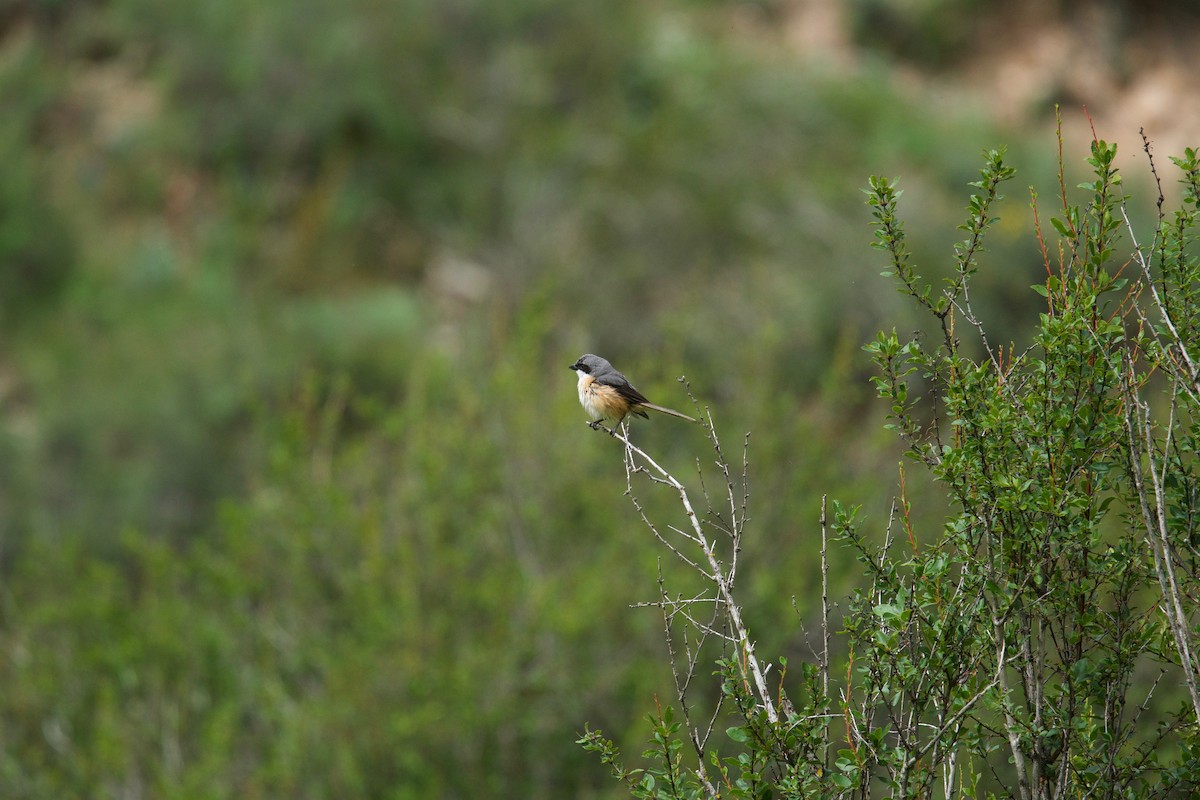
[582,130,1200,798]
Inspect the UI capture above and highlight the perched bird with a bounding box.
[570,353,696,426]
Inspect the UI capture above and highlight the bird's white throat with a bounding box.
[576,371,601,418]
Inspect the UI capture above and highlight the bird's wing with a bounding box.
[612,380,650,407]
[595,370,651,406]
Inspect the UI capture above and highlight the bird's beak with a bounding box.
[568,364,578,371]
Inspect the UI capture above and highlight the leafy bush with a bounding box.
[583,132,1200,797]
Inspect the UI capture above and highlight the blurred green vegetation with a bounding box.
[848,0,1200,67]
[0,0,1156,796]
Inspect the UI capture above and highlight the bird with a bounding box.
[570,353,696,426]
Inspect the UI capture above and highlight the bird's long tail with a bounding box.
[641,403,697,423]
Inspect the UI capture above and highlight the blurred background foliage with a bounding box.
[0,0,1192,796]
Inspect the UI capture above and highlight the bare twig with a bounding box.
[655,562,719,797]
[592,419,779,725]
[820,494,831,774]
[989,611,1031,800]
[1122,387,1200,723]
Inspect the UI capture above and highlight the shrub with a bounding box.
[582,126,1200,798]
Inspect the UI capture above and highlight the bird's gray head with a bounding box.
[569,353,612,375]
